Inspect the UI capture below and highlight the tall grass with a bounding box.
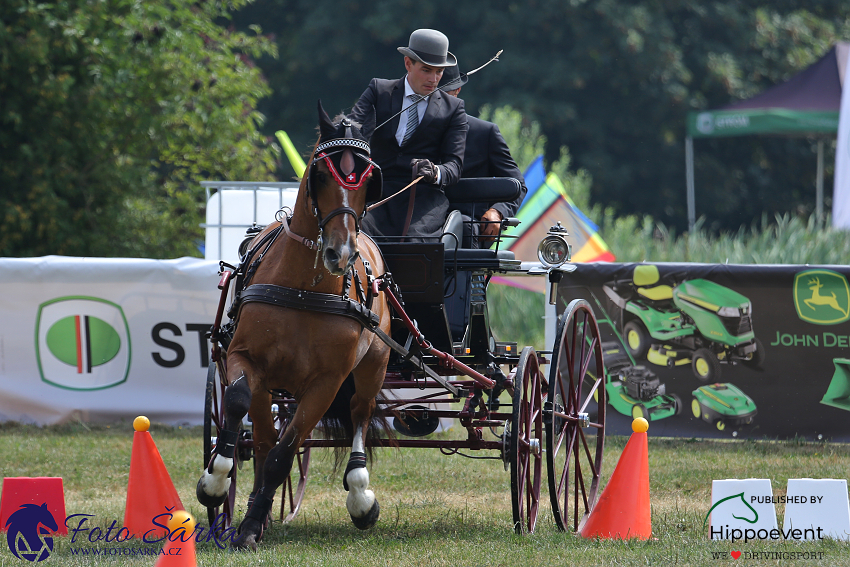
[601,212,850,265]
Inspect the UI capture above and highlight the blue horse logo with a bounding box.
[5,503,58,562]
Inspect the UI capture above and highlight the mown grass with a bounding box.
[1,422,848,566]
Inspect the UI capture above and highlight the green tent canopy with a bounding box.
[685,43,849,230]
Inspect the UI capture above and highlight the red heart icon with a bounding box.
[731,551,742,559]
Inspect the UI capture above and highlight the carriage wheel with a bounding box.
[273,405,311,523]
[509,346,544,534]
[203,361,240,531]
[546,299,606,532]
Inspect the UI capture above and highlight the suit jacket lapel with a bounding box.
[418,89,442,132]
[389,79,404,142]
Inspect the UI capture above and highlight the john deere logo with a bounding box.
[35,297,131,390]
[793,270,850,325]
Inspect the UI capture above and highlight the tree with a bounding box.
[231,0,850,232]
[0,0,278,257]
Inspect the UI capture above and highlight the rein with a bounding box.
[365,176,422,212]
[280,211,318,251]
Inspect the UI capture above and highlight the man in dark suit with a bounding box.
[438,64,527,247]
[351,29,468,239]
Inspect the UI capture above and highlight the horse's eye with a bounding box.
[315,171,327,184]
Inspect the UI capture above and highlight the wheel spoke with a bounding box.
[578,426,600,479]
[558,425,578,501]
[578,377,602,415]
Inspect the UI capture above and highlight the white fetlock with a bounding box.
[345,467,375,518]
[201,454,233,497]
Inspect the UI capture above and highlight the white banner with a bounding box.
[832,54,850,228]
[0,256,220,425]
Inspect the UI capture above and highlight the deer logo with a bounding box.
[804,277,850,317]
[794,270,850,325]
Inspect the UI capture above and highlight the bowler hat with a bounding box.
[438,64,468,91]
[397,29,457,68]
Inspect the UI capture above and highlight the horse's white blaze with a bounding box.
[346,425,375,518]
[200,454,233,497]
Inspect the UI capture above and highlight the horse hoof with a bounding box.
[350,499,380,530]
[196,477,228,508]
[232,517,263,550]
[231,532,258,552]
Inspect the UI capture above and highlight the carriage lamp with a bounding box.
[537,222,571,268]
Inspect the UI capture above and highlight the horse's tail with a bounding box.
[320,373,395,472]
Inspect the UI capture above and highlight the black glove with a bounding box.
[411,158,438,184]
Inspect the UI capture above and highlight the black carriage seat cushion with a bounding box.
[444,177,522,204]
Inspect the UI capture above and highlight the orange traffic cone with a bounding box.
[154,511,197,567]
[579,417,651,539]
[124,416,184,540]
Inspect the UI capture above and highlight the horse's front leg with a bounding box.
[197,372,251,508]
[248,389,275,526]
[344,393,380,530]
[233,395,323,550]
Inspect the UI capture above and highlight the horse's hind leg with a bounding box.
[197,372,251,508]
[344,390,380,529]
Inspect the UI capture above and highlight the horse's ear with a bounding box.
[318,100,336,140]
[360,108,376,142]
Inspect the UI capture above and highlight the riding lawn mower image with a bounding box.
[603,265,764,382]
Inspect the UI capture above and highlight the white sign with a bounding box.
[709,479,778,539]
[0,256,220,425]
[783,478,850,540]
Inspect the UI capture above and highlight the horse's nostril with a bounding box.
[324,248,340,265]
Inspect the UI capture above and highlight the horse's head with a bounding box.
[306,101,381,276]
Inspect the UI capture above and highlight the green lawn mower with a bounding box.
[588,293,683,422]
[603,264,764,382]
[599,340,683,421]
[691,383,757,431]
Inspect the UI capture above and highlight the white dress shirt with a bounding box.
[395,75,441,184]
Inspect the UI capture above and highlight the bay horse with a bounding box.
[196,102,392,550]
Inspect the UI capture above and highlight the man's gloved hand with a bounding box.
[411,158,438,184]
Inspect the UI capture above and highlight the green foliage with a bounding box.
[478,104,593,211]
[488,284,546,350]
[0,0,278,258]
[232,1,850,233]
[602,212,850,264]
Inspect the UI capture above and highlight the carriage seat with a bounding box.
[444,177,523,206]
[443,177,522,260]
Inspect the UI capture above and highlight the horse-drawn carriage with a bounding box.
[196,105,607,548]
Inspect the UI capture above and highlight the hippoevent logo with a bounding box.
[705,492,825,543]
[793,269,850,325]
[35,297,131,390]
[5,503,58,562]
[704,492,758,531]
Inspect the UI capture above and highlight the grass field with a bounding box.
[1,421,849,566]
